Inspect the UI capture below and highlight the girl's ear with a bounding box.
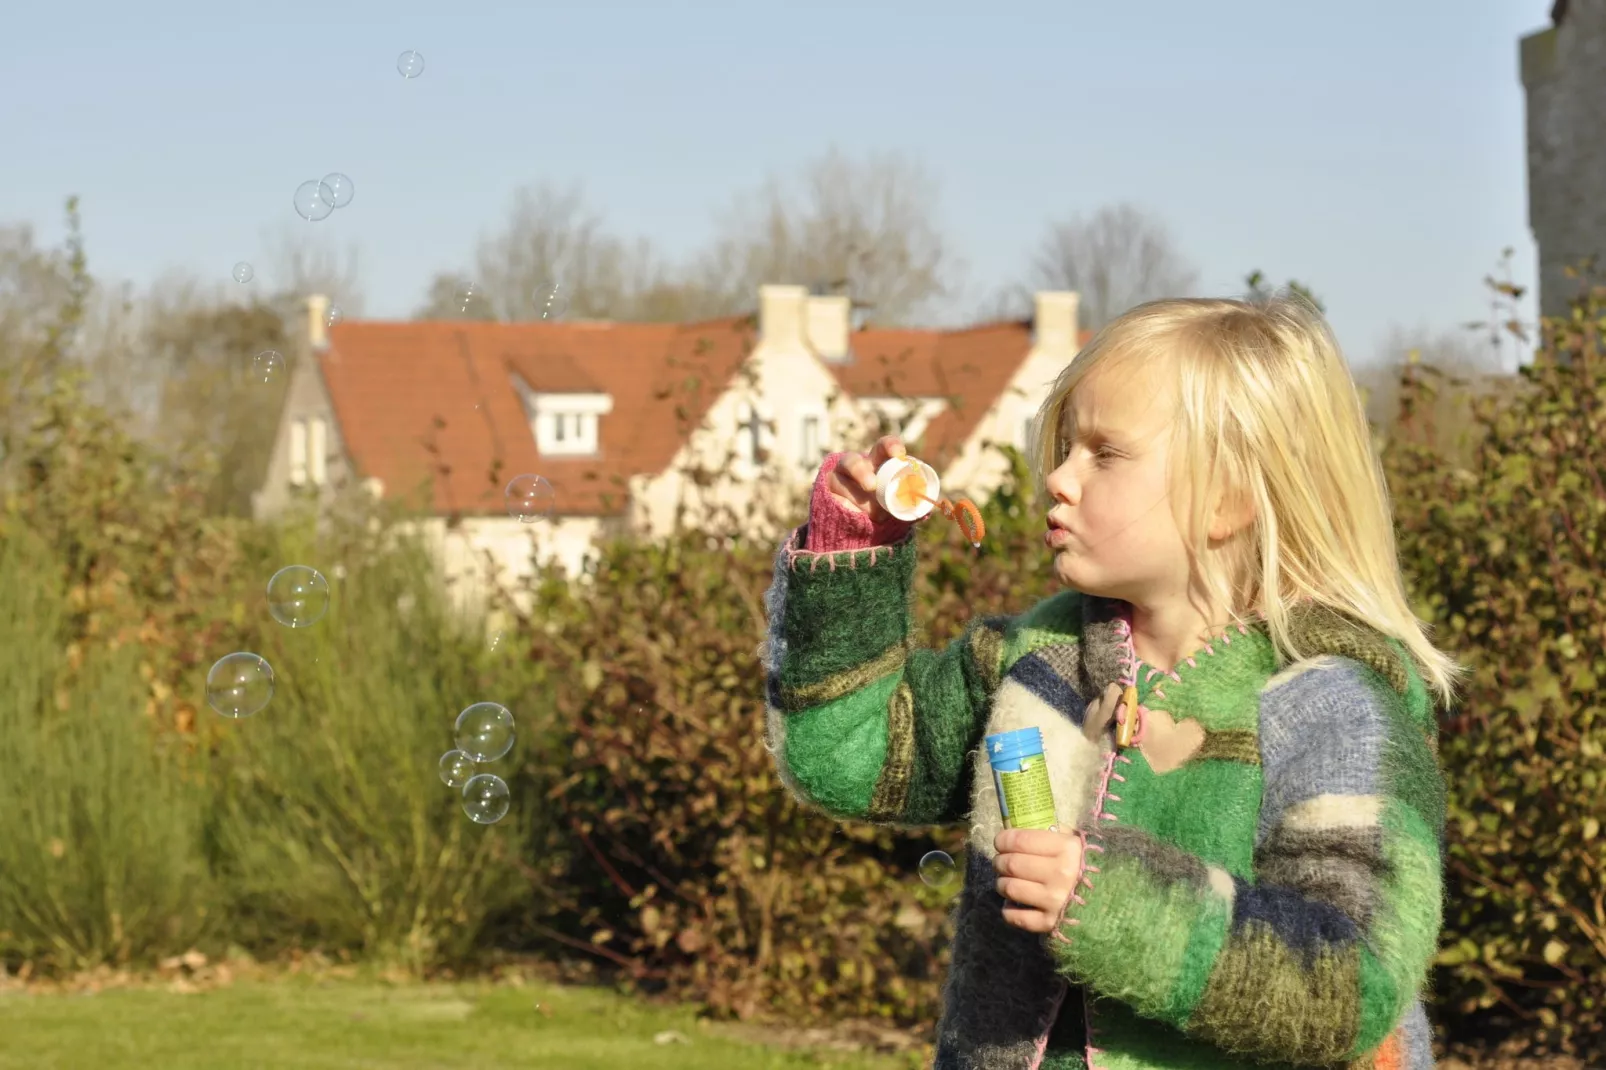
[1206,483,1256,542]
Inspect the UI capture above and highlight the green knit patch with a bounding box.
[1052,839,1222,1022]
[897,635,1004,826]
[1189,925,1362,1065]
[780,671,898,817]
[1119,757,1264,877]
[1152,628,1280,734]
[1378,679,1448,838]
[780,536,917,688]
[1350,800,1442,1056]
[1005,590,1086,665]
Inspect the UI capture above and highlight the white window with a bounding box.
[542,412,597,455]
[308,417,328,485]
[290,418,308,486]
[800,415,820,465]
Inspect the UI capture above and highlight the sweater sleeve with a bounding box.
[1046,655,1446,1065]
[761,488,1009,829]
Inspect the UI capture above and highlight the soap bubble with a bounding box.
[267,565,330,628]
[456,283,486,317]
[918,850,958,888]
[438,750,476,788]
[293,180,336,222]
[253,350,284,383]
[462,774,510,824]
[535,280,567,320]
[325,305,344,328]
[397,49,425,79]
[454,702,514,762]
[319,173,354,209]
[232,262,254,284]
[206,653,275,719]
[505,474,555,522]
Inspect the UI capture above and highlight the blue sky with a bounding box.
[0,1,1553,367]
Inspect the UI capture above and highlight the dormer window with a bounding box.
[521,389,614,458]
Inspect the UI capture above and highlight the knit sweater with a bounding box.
[761,456,1446,1070]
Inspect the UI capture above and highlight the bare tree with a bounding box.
[417,183,682,322]
[258,225,366,319]
[1028,203,1198,330]
[690,147,958,325]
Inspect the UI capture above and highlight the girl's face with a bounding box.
[1042,359,1195,606]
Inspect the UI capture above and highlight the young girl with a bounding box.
[762,295,1455,1070]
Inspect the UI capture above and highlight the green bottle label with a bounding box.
[996,756,1057,830]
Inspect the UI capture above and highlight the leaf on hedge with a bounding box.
[1543,939,1568,965]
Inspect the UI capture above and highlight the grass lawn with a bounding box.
[0,974,917,1070]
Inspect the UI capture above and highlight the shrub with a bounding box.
[1385,286,1606,1056]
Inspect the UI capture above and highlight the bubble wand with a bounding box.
[875,457,986,548]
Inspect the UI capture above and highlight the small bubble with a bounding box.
[318,173,355,210]
[455,702,515,762]
[438,750,476,788]
[253,350,284,383]
[535,281,567,320]
[232,262,254,284]
[918,850,958,888]
[325,305,344,328]
[206,653,275,719]
[293,180,336,222]
[489,632,502,650]
[397,49,425,79]
[505,474,555,522]
[462,773,510,824]
[457,284,483,317]
[267,565,330,628]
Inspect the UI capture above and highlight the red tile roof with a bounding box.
[314,315,1080,519]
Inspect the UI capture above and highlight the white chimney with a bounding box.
[805,294,852,361]
[307,294,330,352]
[1034,291,1081,354]
[759,285,808,347]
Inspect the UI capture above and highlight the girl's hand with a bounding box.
[994,827,1086,935]
[824,435,907,523]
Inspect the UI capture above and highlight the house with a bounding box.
[1521,0,1606,317]
[252,285,1086,607]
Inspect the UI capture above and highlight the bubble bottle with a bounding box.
[872,455,986,547]
[984,726,1058,830]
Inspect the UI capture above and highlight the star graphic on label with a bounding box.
[991,741,1004,754]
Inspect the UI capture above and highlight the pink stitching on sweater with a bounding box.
[1025,980,1071,1070]
[1084,988,1110,1070]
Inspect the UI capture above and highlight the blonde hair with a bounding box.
[1027,294,1462,707]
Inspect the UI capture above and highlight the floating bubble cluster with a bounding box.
[206,653,275,719]
[505,474,555,523]
[267,566,330,628]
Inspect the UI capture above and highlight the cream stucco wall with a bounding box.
[257,288,1079,612]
